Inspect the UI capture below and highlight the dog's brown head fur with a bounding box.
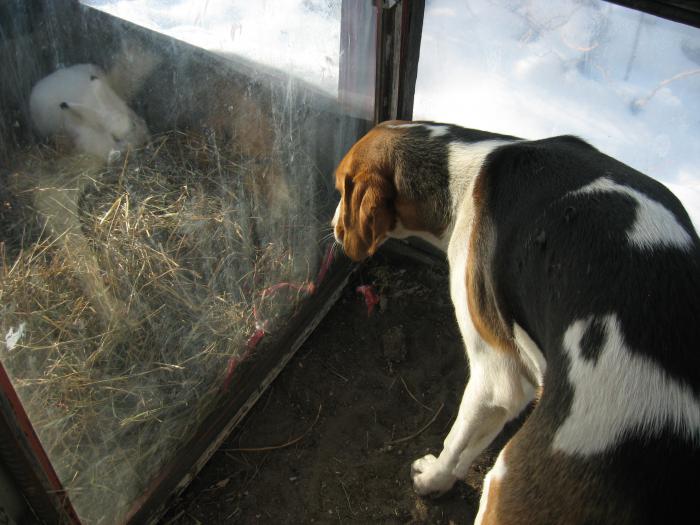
[333,121,453,261]
[333,125,398,261]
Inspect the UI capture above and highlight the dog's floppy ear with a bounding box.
[346,173,395,259]
[357,172,395,256]
[338,170,395,261]
[343,174,355,225]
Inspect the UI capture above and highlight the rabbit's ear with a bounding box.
[89,75,111,103]
[60,101,86,126]
[60,102,103,135]
[89,75,104,95]
[89,76,124,113]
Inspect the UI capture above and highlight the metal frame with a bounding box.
[606,1,700,28]
[0,365,79,524]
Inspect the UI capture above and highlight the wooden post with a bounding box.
[374,0,425,123]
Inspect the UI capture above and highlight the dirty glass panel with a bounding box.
[0,0,372,523]
[415,0,700,226]
[82,0,342,95]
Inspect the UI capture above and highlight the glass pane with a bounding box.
[82,0,342,95]
[415,0,700,227]
[0,1,374,522]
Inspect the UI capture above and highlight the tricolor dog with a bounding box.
[331,121,700,524]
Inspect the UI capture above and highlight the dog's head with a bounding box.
[332,121,453,260]
[331,126,398,261]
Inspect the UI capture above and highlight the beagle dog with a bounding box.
[331,120,700,524]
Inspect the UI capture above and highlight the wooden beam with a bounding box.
[374,0,425,123]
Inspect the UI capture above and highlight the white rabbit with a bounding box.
[29,63,149,161]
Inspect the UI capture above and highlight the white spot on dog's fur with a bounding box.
[384,122,449,138]
[426,125,449,138]
[384,122,422,129]
[570,177,693,250]
[554,314,700,456]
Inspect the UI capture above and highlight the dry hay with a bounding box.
[0,131,324,523]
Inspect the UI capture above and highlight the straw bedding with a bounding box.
[0,130,321,523]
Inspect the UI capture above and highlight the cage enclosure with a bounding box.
[0,1,376,523]
[4,0,698,523]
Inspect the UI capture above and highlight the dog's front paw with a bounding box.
[411,454,457,496]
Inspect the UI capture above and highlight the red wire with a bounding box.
[223,245,336,391]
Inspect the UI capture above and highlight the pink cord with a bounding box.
[355,284,380,316]
[223,245,336,391]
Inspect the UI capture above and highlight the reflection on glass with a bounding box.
[0,1,371,522]
[415,0,700,226]
[82,0,343,95]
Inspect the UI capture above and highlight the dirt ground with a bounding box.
[162,251,519,524]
